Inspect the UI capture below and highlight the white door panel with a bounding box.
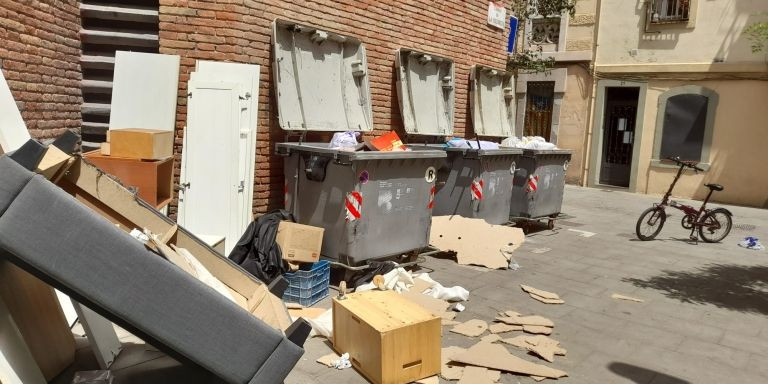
[179,80,240,254]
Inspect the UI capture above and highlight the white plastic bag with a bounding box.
[330,131,360,149]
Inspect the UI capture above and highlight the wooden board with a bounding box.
[0,70,29,153]
[333,291,441,384]
[109,128,173,160]
[110,51,179,133]
[0,262,75,380]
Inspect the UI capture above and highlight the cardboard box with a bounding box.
[58,158,293,332]
[109,129,173,160]
[276,221,324,263]
[84,150,173,209]
[365,131,407,152]
[333,290,441,384]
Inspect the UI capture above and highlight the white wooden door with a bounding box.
[194,61,260,232]
[179,80,242,255]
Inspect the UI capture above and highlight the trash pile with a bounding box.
[738,236,765,251]
[501,136,558,150]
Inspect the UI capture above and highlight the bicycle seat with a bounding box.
[705,183,724,192]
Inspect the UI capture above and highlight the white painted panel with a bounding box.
[73,301,121,369]
[0,70,30,153]
[179,80,241,255]
[55,290,78,326]
[0,296,46,384]
[195,61,260,231]
[109,51,180,132]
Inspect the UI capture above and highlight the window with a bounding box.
[653,86,718,166]
[649,0,690,24]
[524,82,555,141]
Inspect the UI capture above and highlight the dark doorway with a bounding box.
[600,87,640,187]
[524,81,555,141]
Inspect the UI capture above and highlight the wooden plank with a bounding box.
[73,301,122,368]
[109,51,179,132]
[0,262,75,380]
[0,296,47,384]
[0,70,30,153]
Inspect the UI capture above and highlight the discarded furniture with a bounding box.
[0,153,307,384]
[333,290,441,384]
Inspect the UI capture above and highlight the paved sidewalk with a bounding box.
[288,186,768,384]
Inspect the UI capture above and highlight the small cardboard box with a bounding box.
[333,290,441,384]
[109,128,173,160]
[276,221,323,263]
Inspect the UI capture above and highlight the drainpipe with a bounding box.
[582,0,602,187]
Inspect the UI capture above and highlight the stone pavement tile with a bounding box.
[604,321,686,350]
[676,338,751,369]
[557,290,612,310]
[745,353,768,379]
[557,307,625,334]
[719,329,768,356]
[607,307,725,344]
[567,352,656,384]
[699,311,767,338]
[630,345,766,384]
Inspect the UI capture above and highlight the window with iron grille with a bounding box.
[648,0,690,24]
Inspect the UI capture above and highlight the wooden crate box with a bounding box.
[332,290,441,384]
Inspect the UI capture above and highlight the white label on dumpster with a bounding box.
[425,167,437,183]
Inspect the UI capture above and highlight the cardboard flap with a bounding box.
[272,19,373,132]
[470,65,515,137]
[395,49,455,136]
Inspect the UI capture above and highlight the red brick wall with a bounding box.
[159,0,511,215]
[0,1,82,140]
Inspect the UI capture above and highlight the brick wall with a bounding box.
[0,1,82,140]
[159,0,511,215]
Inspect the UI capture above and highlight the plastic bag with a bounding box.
[738,236,765,251]
[330,131,361,149]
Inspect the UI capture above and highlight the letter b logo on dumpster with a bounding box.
[425,167,437,183]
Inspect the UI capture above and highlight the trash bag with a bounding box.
[349,260,397,288]
[228,210,295,284]
[330,131,361,149]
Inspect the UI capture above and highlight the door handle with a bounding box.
[237,180,245,193]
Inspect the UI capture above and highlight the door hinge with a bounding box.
[237,180,245,192]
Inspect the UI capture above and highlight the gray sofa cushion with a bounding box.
[0,156,302,384]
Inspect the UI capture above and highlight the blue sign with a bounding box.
[507,16,518,53]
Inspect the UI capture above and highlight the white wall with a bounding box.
[597,0,767,65]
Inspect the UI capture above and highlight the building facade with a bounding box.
[513,0,598,184]
[588,0,768,208]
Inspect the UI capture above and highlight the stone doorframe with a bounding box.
[515,67,567,144]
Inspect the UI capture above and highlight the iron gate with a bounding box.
[524,81,555,141]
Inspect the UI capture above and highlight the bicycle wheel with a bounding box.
[698,209,733,243]
[636,207,666,241]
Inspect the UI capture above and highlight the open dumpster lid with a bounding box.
[470,65,515,138]
[272,19,373,132]
[395,48,455,137]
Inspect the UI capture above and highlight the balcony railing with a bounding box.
[648,0,690,24]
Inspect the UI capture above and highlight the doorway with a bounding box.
[524,81,555,141]
[599,87,640,187]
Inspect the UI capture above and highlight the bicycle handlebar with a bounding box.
[666,156,704,172]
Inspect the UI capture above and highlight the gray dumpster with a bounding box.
[273,20,446,265]
[510,149,573,226]
[396,61,522,225]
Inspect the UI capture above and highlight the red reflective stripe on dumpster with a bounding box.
[345,192,362,221]
[471,179,484,200]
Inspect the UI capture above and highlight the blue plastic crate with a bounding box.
[282,260,330,307]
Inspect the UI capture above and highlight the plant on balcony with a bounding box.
[744,20,768,53]
[507,0,578,73]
